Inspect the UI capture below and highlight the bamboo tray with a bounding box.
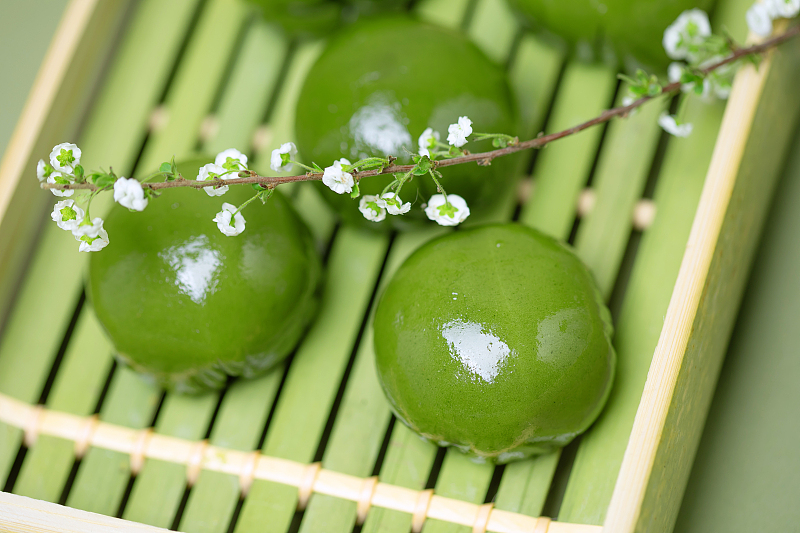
[1,0,799,532]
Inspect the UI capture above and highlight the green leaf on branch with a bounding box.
[350,181,361,199]
[159,162,172,173]
[411,155,433,176]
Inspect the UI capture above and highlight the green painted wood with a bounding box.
[234,228,389,533]
[635,32,800,533]
[66,367,162,514]
[0,0,204,485]
[13,311,113,502]
[297,229,447,533]
[122,392,219,527]
[252,41,325,177]
[79,0,204,182]
[519,61,617,239]
[508,34,565,142]
[204,22,288,156]
[416,0,471,29]
[675,100,800,533]
[574,91,666,298]
[494,453,560,517]
[557,96,726,525]
[422,451,495,533]
[0,0,70,158]
[135,0,251,176]
[178,372,283,533]
[361,423,439,533]
[0,222,83,484]
[467,0,518,65]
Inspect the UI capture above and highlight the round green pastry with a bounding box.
[295,17,519,229]
[511,0,715,69]
[88,159,321,393]
[373,224,615,462]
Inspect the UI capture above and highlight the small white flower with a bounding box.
[378,193,411,215]
[359,195,386,222]
[49,143,81,173]
[746,3,773,37]
[73,217,105,239]
[73,219,109,252]
[47,174,73,197]
[213,203,246,236]
[668,62,684,84]
[215,148,248,171]
[767,0,800,18]
[418,128,440,157]
[424,194,470,226]
[447,117,473,148]
[197,163,229,197]
[51,200,84,231]
[113,177,148,211]
[322,158,354,194]
[621,95,636,107]
[663,9,712,59]
[658,113,694,137]
[37,159,55,182]
[270,142,297,172]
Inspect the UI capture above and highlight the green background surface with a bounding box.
[674,126,800,532]
[0,0,70,160]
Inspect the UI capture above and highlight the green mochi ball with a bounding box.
[511,0,716,69]
[295,16,519,230]
[88,159,322,393]
[373,224,615,462]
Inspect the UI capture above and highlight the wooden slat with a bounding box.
[573,91,666,298]
[416,0,472,29]
[467,0,518,64]
[604,24,800,533]
[13,312,113,502]
[519,62,617,238]
[134,0,251,175]
[177,375,282,533]
[203,22,289,155]
[297,229,446,533]
[233,228,389,533]
[65,368,162,514]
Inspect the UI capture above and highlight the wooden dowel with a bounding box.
[0,391,602,533]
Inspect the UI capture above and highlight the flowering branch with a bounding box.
[42,25,799,196]
[34,8,800,249]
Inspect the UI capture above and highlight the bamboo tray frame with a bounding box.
[1,0,799,532]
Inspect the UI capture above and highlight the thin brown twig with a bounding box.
[42,25,800,193]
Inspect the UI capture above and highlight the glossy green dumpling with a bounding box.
[88,159,321,393]
[373,224,615,462]
[511,0,715,69]
[295,16,519,229]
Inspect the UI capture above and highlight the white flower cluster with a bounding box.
[197,148,248,197]
[207,149,250,236]
[746,0,799,37]
[297,116,475,226]
[38,142,81,197]
[39,143,109,252]
[49,199,109,252]
[663,9,712,61]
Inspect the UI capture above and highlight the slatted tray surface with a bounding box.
[0,0,757,531]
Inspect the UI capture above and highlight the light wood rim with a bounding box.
[602,27,779,533]
[0,391,598,533]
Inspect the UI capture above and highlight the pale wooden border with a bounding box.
[0,392,599,533]
[602,28,778,533]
